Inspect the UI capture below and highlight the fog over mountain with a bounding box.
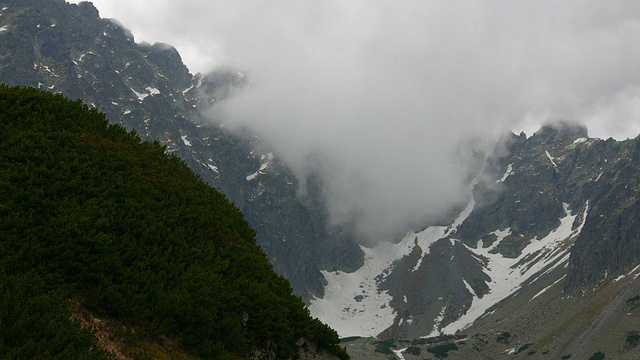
[72,0,640,242]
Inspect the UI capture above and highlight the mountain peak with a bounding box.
[533,121,589,141]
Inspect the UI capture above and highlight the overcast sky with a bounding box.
[70,0,640,242]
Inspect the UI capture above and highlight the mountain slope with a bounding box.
[0,0,363,301]
[312,124,640,350]
[0,84,347,359]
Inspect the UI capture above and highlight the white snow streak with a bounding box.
[392,348,407,360]
[245,153,273,181]
[207,164,219,173]
[613,274,626,283]
[595,171,604,182]
[412,226,448,271]
[630,264,640,280]
[0,25,9,33]
[497,163,514,183]
[441,202,588,334]
[425,305,448,338]
[545,150,558,168]
[530,275,566,301]
[182,84,194,94]
[131,88,148,101]
[181,135,192,146]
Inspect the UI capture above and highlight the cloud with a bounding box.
[74,0,640,241]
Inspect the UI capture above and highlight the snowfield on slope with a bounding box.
[441,202,589,334]
[308,178,478,337]
[308,226,446,337]
[310,181,589,338]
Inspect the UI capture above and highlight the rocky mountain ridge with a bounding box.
[322,124,640,358]
[310,123,640,339]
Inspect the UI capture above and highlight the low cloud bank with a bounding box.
[80,0,640,241]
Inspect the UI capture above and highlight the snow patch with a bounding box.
[207,164,219,173]
[311,176,481,337]
[573,138,587,144]
[131,88,148,101]
[629,264,640,280]
[595,171,604,182]
[505,348,517,355]
[442,202,589,334]
[146,86,160,95]
[545,150,558,168]
[78,52,94,62]
[392,348,407,360]
[489,228,512,249]
[497,163,514,182]
[412,227,450,271]
[425,305,447,338]
[0,25,9,33]
[309,233,422,337]
[245,152,274,181]
[182,84,194,94]
[181,135,192,146]
[530,275,566,301]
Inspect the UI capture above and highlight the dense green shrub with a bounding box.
[405,346,421,355]
[373,339,395,354]
[626,331,640,350]
[426,342,458,358]
[588,351,605,360]
[0,85,348,359]
[496,331,511,344]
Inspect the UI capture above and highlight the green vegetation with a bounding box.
[588,351,605,360]
[625,331,640,350]
[373,339,395,354]
[340,336,362,343]
[496,331,511,344]
[405,346,421,355]
[426,342,458,358]
[515,343,533,354]
[0,85,348,359]
[0,270,109,359]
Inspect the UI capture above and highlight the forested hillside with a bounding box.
[0,85,347,359]
[0,0,363,302]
